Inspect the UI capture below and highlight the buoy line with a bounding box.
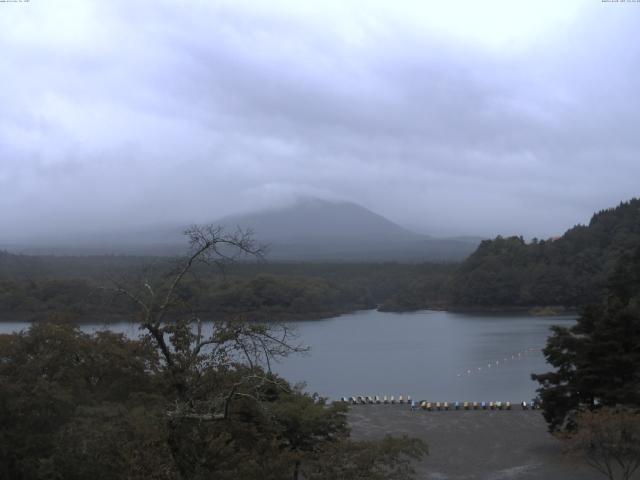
[341,397,541,411]
[455,347,538,378]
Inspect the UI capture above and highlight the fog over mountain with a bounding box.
[3,197,481,261]
[219,197,481,261]
[221,197,420,243]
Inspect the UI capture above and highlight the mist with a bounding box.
[2,0,639,244]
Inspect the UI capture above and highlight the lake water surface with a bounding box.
[1,309,575,403]
[274,310,575,402]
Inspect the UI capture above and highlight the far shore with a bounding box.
[0,305,578,325]
[380,304,577,316]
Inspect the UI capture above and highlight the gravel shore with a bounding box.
[348,405,602,480]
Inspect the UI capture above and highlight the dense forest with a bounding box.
[450,198,640,308]
[0,273,373,322]
[0,251,455,321]
[532,245,640,432]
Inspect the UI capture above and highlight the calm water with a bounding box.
[0,309,574,402]
[274,310,575,402]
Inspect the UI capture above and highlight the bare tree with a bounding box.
[563,407,640,480]
[108,224,307,419]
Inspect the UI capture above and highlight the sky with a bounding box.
[1,0,639,241]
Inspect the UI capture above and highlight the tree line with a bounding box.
[0,250,456,320]
[0,275,374,322]
[451,198,640,308]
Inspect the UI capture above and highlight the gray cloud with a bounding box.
[1,0,639,242]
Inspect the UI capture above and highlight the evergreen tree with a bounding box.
[453,198,640,308]
[532,247,640,432]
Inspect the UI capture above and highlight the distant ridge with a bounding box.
[219,198,421,243]
[217,197,480,262]
[1,197,482,261]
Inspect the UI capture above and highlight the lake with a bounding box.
[0,309,575,403]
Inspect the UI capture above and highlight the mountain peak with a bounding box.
[215,198,479,261]
[219,197,420,243]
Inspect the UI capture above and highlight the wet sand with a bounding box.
[348,405,602,480]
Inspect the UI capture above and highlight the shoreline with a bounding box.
[380,304,578,316]
[0,305,578,324]
[348,405,600,480]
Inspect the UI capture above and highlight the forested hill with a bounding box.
[451,198,640,308]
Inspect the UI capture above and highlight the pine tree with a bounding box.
[532,247,640,432]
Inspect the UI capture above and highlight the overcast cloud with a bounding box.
[1,0,639,241]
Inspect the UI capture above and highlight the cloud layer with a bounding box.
[1,0,639,241]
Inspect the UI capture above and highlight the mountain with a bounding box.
[217,198,480,261]
[220,198,419,243]
[2,197,481,261]
[451,197,640,307]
